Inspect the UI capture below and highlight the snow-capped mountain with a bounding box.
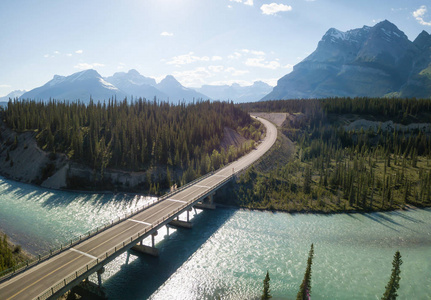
[0,90,26,102]
[197,81,273,103]
[157,75,209,102]
[262,20,431,100]
[104,69,168,100]
[19,69,210,103]
[20,69,126,103]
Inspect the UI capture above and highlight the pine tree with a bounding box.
[382,251,402,300]
[297,244,314,300]
[261,270,272,300]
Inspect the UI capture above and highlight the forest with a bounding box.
[2,98,264,191]
[223,98,431,213]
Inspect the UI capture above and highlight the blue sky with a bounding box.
[1,0,430,96]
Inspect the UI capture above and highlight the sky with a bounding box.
[1,0,431,96]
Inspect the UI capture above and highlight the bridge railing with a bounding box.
[0,171,220,282]
[0,146,257,282]
[34,173,235,300]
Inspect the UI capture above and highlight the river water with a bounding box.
[0,176,430,299]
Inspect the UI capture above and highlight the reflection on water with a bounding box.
[0,177,154,254]
[0,176,430,299]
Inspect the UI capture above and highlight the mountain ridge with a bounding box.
[262,20,431,100]
[19,70,209,103]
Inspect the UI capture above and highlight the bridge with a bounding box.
[0,116,277,300]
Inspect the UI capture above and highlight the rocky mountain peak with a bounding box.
[261,20,431,101]
[413,30,431,50]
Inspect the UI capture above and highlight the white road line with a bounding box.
[212,174,228,178]
[128,219,152,226]
[193,184,211,189]
[167,198,187,203]
[70,248,98,260]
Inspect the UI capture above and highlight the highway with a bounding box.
[0,116,277,300]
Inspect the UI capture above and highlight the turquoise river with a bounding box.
[0,176,430,299]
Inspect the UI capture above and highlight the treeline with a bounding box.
[241,97,431,124]
[228,98,431,212]
[0,234,17,273]
[2,99,264,190]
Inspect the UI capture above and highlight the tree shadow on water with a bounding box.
[103,208,237,300]
[0,176,139,209]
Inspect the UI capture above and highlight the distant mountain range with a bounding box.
[0,90,26,103]
[197,81,272,103]
[16,69,272,104]
[262,20,431,100]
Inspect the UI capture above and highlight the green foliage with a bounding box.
[297,243,314,300]
[227,98,431,213]
[0,234,15,272]
[261,270,272,300]
[382,251,403,300]
[3,99,262,189]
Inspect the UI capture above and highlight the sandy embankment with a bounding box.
[0,121,253,192]
[0,122,68,189]
[252,112,287,127]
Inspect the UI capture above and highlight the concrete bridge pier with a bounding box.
[194,192,216,210]
[187,208,192,222]
[130,231,159,257]
[97,267,105,288]
[70,276,107,300]
[125,251,130,265]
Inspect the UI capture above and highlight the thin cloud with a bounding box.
[172,67,212,86]
[161,31,174,36]
[245,57,281,69]
[413,6,431,26]
[74,62,105,70]
[0,84,11,88]
[212,56,223,61]
[229,0,253,6]
[75,50,83,54]
[209,65,224,72]
[228,52,242,59]
[166,52,210,65]
[225,67,250,76]
[242,49,265,56]
[261,3,293,15]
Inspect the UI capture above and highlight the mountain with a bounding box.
[20,69,126,103]
[262,20,431,100]
[0,90,26,103]
[104,69,167,100]
[20,69,209,103]
[157,75,209,102]
[197,81,273,103]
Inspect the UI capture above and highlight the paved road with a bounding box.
[0,116,277,300]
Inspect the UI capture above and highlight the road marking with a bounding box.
[193,184,211,189]
[6,251,91,300]
[7,219,147,299]
[128,219,152,226]
[2,117,277,300]
[167,198,187,203]
[69,248,98,260]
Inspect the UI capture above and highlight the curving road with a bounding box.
[0,115,277,300]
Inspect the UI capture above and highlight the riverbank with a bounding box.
[0,230,33,275]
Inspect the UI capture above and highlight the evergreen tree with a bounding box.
[382,251,403,300]
[261,270,272,300]
[297,244,314,300]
